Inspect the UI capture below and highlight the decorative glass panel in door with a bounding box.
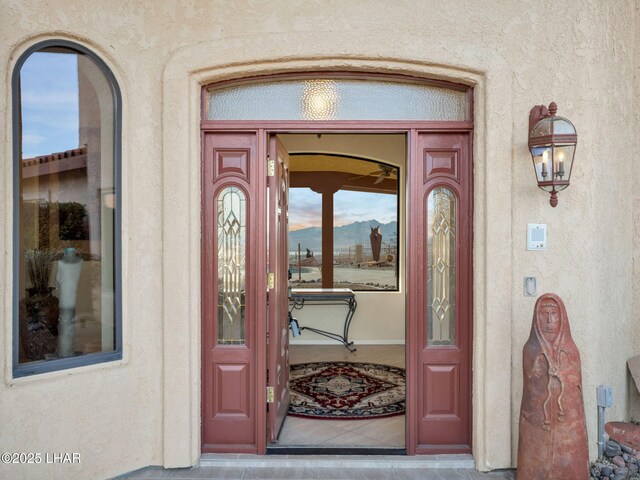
[217,186,246,345]
[427,187,456,346]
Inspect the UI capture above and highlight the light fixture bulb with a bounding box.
[301,80,338,120]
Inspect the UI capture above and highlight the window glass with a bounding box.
[15,44,119,372]
[288,188,323,286]
[332,190,398,290]
[288,162,399,291]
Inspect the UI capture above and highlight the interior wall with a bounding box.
[280,134,406,344]
[289,294,405,345]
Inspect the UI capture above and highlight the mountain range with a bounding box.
[289,219,397,252]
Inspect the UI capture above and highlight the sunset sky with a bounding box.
[289,188,397,231]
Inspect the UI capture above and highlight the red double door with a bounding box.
[201,130,472,455]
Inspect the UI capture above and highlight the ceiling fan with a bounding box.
[349,164,397,185]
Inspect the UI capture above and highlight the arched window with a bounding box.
[12,41,121,376]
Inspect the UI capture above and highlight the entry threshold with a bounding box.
[267,446,405,455]
[200,452,476,469]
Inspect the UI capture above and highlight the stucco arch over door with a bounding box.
[161,34,514,470]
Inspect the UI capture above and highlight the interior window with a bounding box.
[13,42,121,376]
[288,158,399,291]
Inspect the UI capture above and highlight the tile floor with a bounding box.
[280,345,405,448]
[277,415,405,447]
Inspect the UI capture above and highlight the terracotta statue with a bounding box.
[369,226,382,262]
[517,293,589,479]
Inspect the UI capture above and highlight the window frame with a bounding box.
[11,39,123,378]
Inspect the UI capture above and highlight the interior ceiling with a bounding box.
[289,154,391,176]
[278,134,404,194]
[278,133,406,168]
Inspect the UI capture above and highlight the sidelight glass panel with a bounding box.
[427,187,456,345]
[217,186,246,345]
[207,78,468,121]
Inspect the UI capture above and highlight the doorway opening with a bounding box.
[267,133,406,453]
[200,73,473,456]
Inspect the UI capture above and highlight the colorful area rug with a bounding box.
[288,361,405,419]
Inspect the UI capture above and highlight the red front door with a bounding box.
[267,135,291,442]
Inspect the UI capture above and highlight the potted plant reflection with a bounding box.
[22,249,59,360]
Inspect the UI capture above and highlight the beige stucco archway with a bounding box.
[161,32,514,471]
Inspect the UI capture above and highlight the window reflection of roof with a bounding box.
[21,146,87,166]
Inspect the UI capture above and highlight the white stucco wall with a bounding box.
[0,1,638,479]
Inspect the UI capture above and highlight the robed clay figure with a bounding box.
[517,293,589,479]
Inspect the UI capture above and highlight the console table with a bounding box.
[289,288,358,352]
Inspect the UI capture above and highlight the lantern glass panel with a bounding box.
[551,117,576,135]
[552,144,575,189]
[531,145,553,183]
[531,117,552,138]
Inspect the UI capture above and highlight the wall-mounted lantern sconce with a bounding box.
[528,102,577,207]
